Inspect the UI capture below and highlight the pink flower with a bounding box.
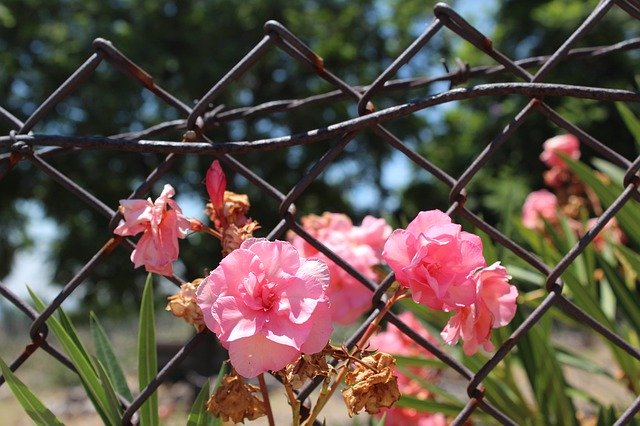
[522,190,558,230]
[382,210,486,310]
[539,134,580,169]
[196,238,333,378]
[382,409,447,426]
[586,217,626,251]
[114,184,191,276]
[441,263,518,356]
[289,213,391,324]
[369,312,436,359]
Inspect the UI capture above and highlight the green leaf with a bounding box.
[28,289,121,425]
[93,356,125,417]
[138,273,159,426]
[187,360,229,426]
[563,156,640,245]
[616,102,640,152]
[396,395,465,416]
[373,413,387,426]
[187,381,212,426]
[90,312,133,401]
[599,257,640,335]
[0,356,64,426]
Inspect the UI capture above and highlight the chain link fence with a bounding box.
[1,0,640,424]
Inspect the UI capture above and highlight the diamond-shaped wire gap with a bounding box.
[188,20,363,132]
[0,282,52,379]
[431,1,633,201]
[476,293,638,424]
[0,105,24,137]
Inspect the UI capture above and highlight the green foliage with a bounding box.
[186,360,229,426]
[0,356,64,425]
[29,288,122,425]
[90,311,133,401]
[138,273,159,426]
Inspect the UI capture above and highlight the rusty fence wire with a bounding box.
[1,0,640,424]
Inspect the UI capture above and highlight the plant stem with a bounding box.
[258,373,275,426]
[301,288,408,426]
[282,376,301,426]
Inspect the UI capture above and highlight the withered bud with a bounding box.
[221,220,261,257]
[224,191,251,227]
[166,279,205,332]
[285,351,331,389]
[341,352,401,417]
[206,371,266,423]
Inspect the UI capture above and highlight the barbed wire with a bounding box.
[1,0,639,424]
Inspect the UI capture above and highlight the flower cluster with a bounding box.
[289,212,391,324]
[383,210,518,355]
[523,134,625,249]
[115,159,521,424]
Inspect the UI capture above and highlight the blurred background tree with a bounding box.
[0,0,637,316]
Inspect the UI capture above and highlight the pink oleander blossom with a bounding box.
[196,238,332,378]
[522,190,558,230]
[586,217,626,251]
[441,262,518,356]
[539,134,580,169]
[113,184,191,276]
[382,210,486,311]
[382,409,447,426]
[289,212,391,324]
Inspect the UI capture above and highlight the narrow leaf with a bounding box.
[0,356,64,426]
[93,356,125,417]
[90,312,133,401]
[616,102,640,151]
[138,273,159,426]
[29,289,120,425]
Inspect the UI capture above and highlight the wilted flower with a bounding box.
[539,134,580,169]
[113,184,192,276]
[441,262,518,355]
[221,221,260,257]
[289,212,391,324]
[382,210,485,310]
[206,370,265,423]
[166,279,205,332]
[370,312,446,426]
[342,351,401,416]
[283,349,331,389]
[196,238,333,378]
[522,189,558,230]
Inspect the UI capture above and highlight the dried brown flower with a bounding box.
[221,220,261,257]
[165,279,205,332]
[285,351,331,389]
[223,191,251,226]
[206,371,266,423]
[341,351,401,416]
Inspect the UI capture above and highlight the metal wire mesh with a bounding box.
[1,1,640,424]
